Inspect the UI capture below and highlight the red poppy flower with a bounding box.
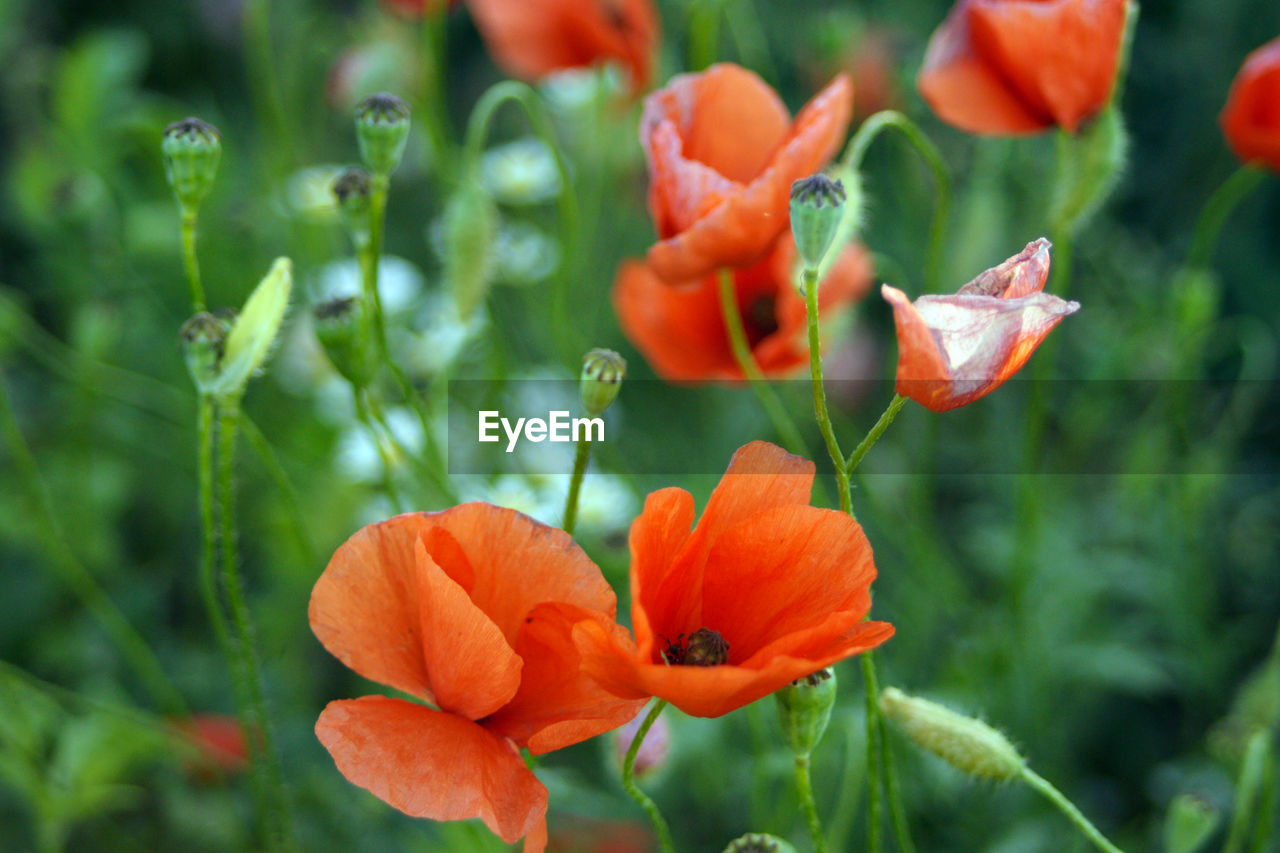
[574,442,894,718]
[614,234,873,381]
[917,0,1128,135]
[310,505,645,851]
[1221,35,1280,173]
[466,0,659,92]
[642,64,854,282]
[881,238,1079,412]
[173,714,248,778]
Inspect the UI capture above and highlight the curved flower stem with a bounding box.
[181,212,205,312]
[795,754,828,853]
[844,394,907,475]
[802,267,852,515]
[622,700,676,853]
[716,267,808,456]
[561,433,591,537]
[1020,766,1127,853]
[1185,164,1266,274]
[841,111,951,292]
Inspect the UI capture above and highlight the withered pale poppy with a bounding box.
[614,235,873,381]
[881,238,1079,412]
[574,442,894,718]
[1221,35,1280,173]
[642,64,853,282]
[466,0,659,92]
[310,505,645,851]
[917,0,1128,135]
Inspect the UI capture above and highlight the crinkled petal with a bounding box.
[625,487,696,658]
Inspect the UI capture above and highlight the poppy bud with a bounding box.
[790,174,847,272]
[580,348,625,416]
[721,832,798,853]
[774,668,837,759]
[880,687,1024,781]
[179,311,230,394]
[313,296,368,387]
[332,167,373,249]
[355,93,410,178]
[162,118,221,216]
[442,177,498,318]
[1163,794,1219,853]
[210,257,293,399]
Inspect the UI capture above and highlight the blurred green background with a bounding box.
[2,0,1279,850]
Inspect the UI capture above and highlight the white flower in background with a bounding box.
[401,288,488,375]
[481,137,562,206]
[313,255,424,316]
[333,406,423,483]
[493,221,560,285]
[460,475,559,524]
[573,474,638,534]
[283,165,346,224]
[539,66,623,114]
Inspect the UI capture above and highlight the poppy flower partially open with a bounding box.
[310,505,645,851]
[574,441,894,718]
[917,0,1128,135]
[642,64,854,282]
[1221,35,1280,173]
[466,0,659,92]
[881,238,1079,412]
[614,235,873,381]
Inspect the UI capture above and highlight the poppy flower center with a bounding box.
[742,295,779,347]
[661,627,730,666]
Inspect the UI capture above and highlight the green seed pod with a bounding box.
[313,296,368,388]
[775,668,837,759]
[721,833,798,853]
[789,173,846,272]
[162,118,221,215]
[332,167,373,250]
[880,687,1025,782]
[355,93,410,178]
[442,176,498,318]
[580,348,626,416]
[178,311,230,395]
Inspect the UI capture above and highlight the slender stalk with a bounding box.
[1020,766,1127,853]
[243,0,292,175]
[0,378,185,716]
[1185,164,1266,273]
[418,9,454,171]
[181,212,205,312]
[687,0,724,71]
[802,267,852,515]
[561,433,591,537]
[197,394,234,689]
[353,390,405,514]
[845,394,907,474]
[239,413,319,568]
[795,754,828,853]
[861,655,883,853]
[622,700,676,853]
[716,267,808,456]
[879,709,916,853]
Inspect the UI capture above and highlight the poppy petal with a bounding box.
[1221,36,1280,171]
[626,487,696,658]
[316,696,547,844]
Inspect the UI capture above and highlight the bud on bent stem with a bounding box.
[790,173,847,274]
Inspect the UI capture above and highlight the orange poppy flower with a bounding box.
[614,235,873,381]
[310,505,646,851]
[642,64,854,282]
[1221,35,1280,173]
[466,0,659,92]
[881,238,1079,412]
[917,0,1128,135]
[574,442,894,718]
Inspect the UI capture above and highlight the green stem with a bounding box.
[181,211,205,312]
[197,394,234,692]
[243,0,292,175]
[1185,164,1266,274]
[795,755,828,853]
[879,708,916,853]
[354,390,405,514]
[622,700,676,853]
[687,0,724,70]
[802,267,852,516]
[861,655,883,853]
[239,413,319,568]
[1020,766,1126,853]
[0,377,186,716]
[716,267,808,456]
[561,432,591,537]
[845,394,907,475]
[841,111,951,292]
[418,9,455,172]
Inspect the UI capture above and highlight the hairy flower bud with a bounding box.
[880,687,1024,781]
[775,668,837,759]
[722,833,798,853]
[355,93,410,177]
[580,348,625,416]
[210,257,293,399]
[332,167,373,249]
[162,118,221,215]
[790,173,846,272]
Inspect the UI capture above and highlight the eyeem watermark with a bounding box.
[478,410,605,453]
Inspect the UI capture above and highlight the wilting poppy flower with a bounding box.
[642,64,854,282]
[310,505,645,851]
[1221,35,1280,173]
[881,238,1079,412]
[466,0,659,92]
[917,0,1128,135]
[574,441,894,718]
[615,235,872,381]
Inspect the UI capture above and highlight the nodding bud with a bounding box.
[722,833,798,853]
[332,167,373,248]
[162,118,221,215]
[789,173,846,272]
[355,93,410,177]
[580,348,626,416]
[313,297,368,387]
[179,312,230,394]
[443,177,498,318]
[880,687,1025,782]
[775,668,837,759]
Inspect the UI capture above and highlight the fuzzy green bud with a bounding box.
[179,312,230,394]
[313,297,368,387]
[209,257,292,399]
[721,833,798,853]
[1163,794,1219,853]
[163,118,222,215]
[775,668,837,759]
[880,687,1025,781]
[790,173,846,272]
[332,167,373,249]
[443,177,498,318]
[355,93,410,177]
[580,348,625,416]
